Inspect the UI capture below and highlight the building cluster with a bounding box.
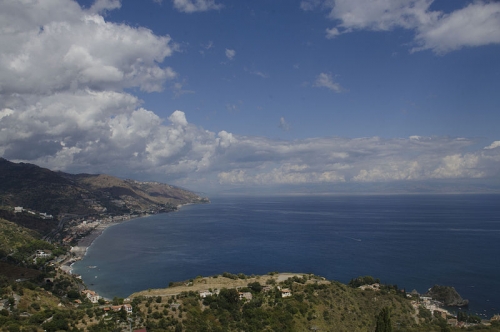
[198,285,292,301]
[79,289,133,315]
[32,249,53,264]
[14,206,53,219]
[103,304,133,315]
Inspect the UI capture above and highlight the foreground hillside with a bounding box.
[0,158,208,217]
[2,269,500,331]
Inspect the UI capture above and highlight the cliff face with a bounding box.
[425,285,469,307]
[0,158,208,217]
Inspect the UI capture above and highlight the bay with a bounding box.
[72,194,500,318]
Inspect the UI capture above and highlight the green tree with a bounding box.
[248,281,262,293]
[375,307,392,332]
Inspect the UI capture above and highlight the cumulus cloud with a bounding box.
[0,3,177,95]
[2,0,500,191]
[308,0,500,54]
[225,48,236,60]
[413,2,500,54]
[313,73,344,92]
[484,141,500,150]
[213,135,500,186]
[172,0,223,13]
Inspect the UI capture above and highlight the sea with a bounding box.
[72,194,500,318]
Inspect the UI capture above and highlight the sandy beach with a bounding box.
[70,222,118,259]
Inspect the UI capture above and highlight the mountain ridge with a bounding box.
[0,158,208,218]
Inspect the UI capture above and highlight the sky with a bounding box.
[1,0,500,193]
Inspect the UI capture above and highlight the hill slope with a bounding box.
[0,158,208,217]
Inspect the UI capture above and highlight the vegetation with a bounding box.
[349,275,380,288]
[2,267,500,331]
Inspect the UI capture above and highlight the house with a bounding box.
[123,304,133,314]
[14,207,23,213]
[281,288,292,298]
[359,283,380,291]
[109,304,132,314]
[82,290,100,303]
[40,212,53,219]
[35,250,51,258]
[239,292,253,301]
[199,290,213,298]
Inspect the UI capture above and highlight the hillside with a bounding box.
[0,218,40,259]
[0,158,208,218]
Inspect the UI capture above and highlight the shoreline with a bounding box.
[64,205,195,273]
[69,222,118,259]
[65,214,153,273]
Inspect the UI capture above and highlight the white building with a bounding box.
[82,290,100,303]
[199,290,213,298]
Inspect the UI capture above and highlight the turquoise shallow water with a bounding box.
[73,194,500,318]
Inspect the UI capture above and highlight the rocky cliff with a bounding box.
[425,285,469,307]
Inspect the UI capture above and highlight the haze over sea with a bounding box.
[73,194,500,318]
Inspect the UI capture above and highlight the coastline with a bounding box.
[64,214,152,274]
[63,204,195,274]
[68,202,200,261]
[69,222,119,259]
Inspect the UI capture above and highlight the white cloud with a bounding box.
[172,0,223,13]
[89,0,121,14]
[172,82,195,97]
[200,40,214,54]
[279,117,290,131]
[413,2,500,54]
[2,0,500,191]
[431,154,483,179]
[313,73,344,92]
[312,0,500,54]
[0,4,177,95]
[300,0,321,11]
[168,110,189,126]
[251,71,268,78]
[325,0,433,31]
[325,27,341,39]
[225,48,236,60]
[485,141,500,150]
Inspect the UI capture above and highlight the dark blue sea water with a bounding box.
[73,194,500,318]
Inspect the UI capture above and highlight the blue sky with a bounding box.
[1,0,500,192]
